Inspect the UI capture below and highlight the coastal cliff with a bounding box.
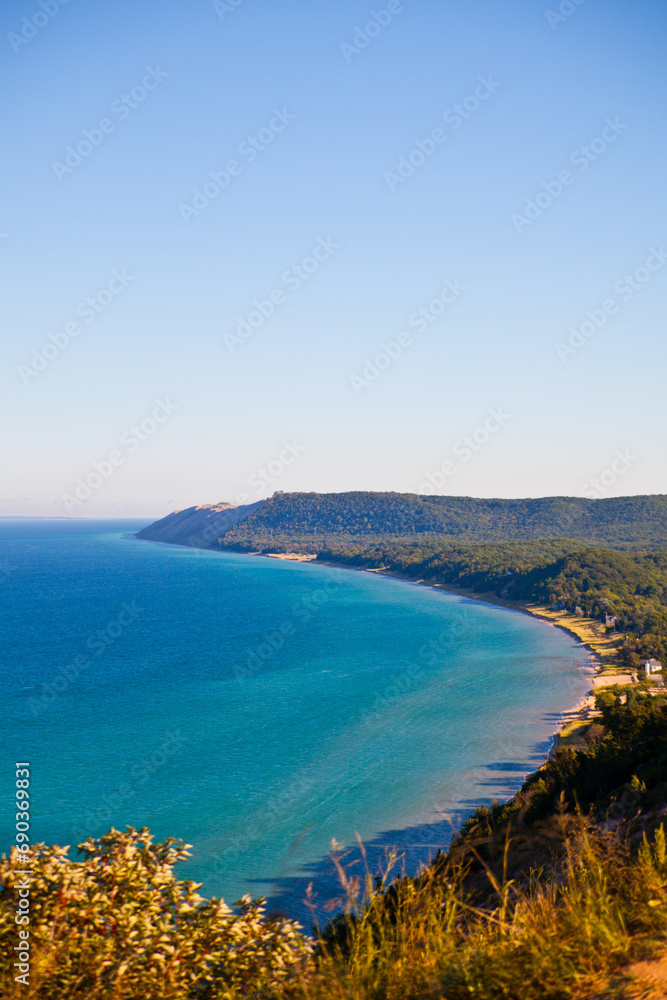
[135,500,265,547]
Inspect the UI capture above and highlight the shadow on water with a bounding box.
[245,736,555,928]
[246,812,469,928]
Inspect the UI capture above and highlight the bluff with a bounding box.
[135,492,667,550]
[135,500,265,547]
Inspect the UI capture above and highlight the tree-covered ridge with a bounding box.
[216,492,667,666]
[220,491,667,549]
[315,540,667,667]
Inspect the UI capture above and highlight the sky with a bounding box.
[2,0,666,518]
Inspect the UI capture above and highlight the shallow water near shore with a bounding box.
[2,519,592,924]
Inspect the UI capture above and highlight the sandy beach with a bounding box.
[264,552,318,562]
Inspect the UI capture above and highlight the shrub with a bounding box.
[0,826,311,999]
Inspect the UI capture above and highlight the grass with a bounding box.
[557,718,596,747]
[527,606,626,673]
[6,687,667,1000]
[297,822,667,1000]
[5,821,667,999]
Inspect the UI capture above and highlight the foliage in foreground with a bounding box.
[0,828,309,999]
[312,824,667,1000]
[4,819,667,999]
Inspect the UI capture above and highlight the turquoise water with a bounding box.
[3,519,591,923]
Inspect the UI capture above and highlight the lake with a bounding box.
[2,518,592,924]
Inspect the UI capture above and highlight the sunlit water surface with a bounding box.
[1,519,592,923]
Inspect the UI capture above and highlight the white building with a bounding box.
[641,658,663,677]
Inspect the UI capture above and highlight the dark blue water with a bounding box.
[1,519,591,924]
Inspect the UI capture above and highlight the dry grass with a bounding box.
[528,605,626,673]
[4,823,667,999]
[289,823,667,1000]
[558,717,596,748]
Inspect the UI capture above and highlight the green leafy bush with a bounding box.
[0,827,310,999]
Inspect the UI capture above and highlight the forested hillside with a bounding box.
[220,491,667,550]
[137,493,667,665]
[137,493,667,664]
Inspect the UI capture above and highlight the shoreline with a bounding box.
[362,569,633,748]
[388,577,635,747]
[135,539,631,819]
[258,551,634,844]
[133,537,642,893]
[269,552,633,751]
[202,543,637,756]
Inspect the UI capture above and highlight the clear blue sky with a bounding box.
[2,0,665,517]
